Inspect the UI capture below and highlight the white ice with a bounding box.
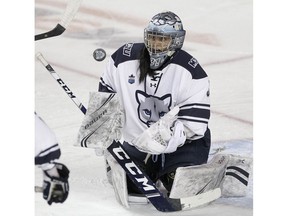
[33,0,253,215]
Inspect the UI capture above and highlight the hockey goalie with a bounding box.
[75,92,252,211]
[75,11,252,211]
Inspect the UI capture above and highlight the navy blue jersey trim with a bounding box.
[37,144,59,156]
[179,108,210,120]
[98,77,116,93]
[170,50,207,80]
[98,83,115,93]
[180,103,210,108]
[112,43,144,67]
[178,117,209,124]
[35,149,61,165]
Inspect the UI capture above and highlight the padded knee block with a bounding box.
[169,153,253,199]
[169,154,229,199]
[221,154,252,197]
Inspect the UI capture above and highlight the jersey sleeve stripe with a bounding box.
[35,145,61,165]
[179,107,210,120]
[180,103,210,108]
[178,117,209,124]
[37,144,60,157]
[98,77,116,93]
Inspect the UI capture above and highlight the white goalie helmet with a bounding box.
[144,11,186,69]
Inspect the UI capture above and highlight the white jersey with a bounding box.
[98,43,210,144]
[35,113,61,170]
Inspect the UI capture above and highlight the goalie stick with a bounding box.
[35,0,83,40]
[108,140,221,212]
[36,52,87,114]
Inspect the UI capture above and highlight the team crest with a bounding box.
[128,74,135,84]
[135,90,172,127]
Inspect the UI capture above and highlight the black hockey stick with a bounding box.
[108,140,221,212]
[36,52,87,114]
[35,0,82,41]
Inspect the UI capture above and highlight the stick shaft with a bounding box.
[36,52,87,114]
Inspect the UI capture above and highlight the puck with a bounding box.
[93,48,106,61]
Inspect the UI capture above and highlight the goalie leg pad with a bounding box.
[169,153,253,199]
[106,152,129,208]
[221,154,253,197]
[169,154,229,199]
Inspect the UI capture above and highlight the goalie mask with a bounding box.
[144,11,186,69]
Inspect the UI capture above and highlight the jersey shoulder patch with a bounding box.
[171,50,207,80]
[112,43,145,67]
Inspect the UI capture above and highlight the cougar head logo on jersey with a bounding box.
[135,90,172,127]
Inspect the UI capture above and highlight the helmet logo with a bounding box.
[151,12,180,27]
[151,57,162,68]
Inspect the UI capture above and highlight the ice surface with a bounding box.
[34,0,253,215]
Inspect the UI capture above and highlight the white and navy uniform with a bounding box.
[35,113,61,170]
[99,43,210,142]
[99,43,211,178]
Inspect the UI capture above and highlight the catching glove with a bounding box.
[163,120,186,153]
[42,162,70,205]
[132,106,184,154]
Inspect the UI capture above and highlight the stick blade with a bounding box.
[35,0,83,40]
[35,24,66,41]
[180,188,221,210]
